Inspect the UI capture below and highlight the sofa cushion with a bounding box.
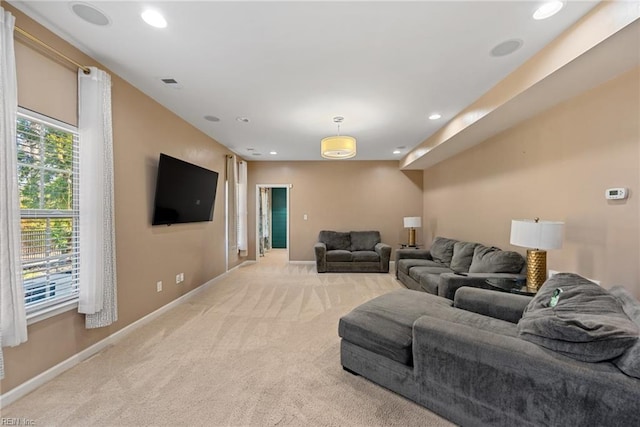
[518,273,639,362]
[450,241,479,273]
[610,286,640,379]
[326,250,352,262]
[338,289,453,366]
[409,266,453,283]
[352,251,380,262]
[468,245,524,274]
[318,230,351,251]
[350,231,381,251]
[429,237,457,266]
[396,259,444,275]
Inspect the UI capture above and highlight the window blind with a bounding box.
[17,109,80,314]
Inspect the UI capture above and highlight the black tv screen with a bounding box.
[152,154,219,226]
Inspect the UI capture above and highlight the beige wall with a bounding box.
[248,161,423,261]
[1,5,240,393]
[422,67,640,297]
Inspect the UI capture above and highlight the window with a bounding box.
[17,109,80,315]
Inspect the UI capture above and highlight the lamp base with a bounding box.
[408,228,416,247]
[526,249,547,291]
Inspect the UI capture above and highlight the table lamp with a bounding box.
[403,217,422,247]
[510,218,564,291]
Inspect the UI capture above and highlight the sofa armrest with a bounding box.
[374,243,392,273]
[395,249,432,278]
[438,272,525,300]
[314,242,327,273]
[395,249,432,261]
[454,287,532,323]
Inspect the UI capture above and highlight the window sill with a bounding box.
[27,299,79,326]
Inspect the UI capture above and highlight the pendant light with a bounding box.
[321,116,356,159]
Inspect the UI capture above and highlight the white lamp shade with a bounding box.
[510,219,564,250]
[403,216,422,228]
[321,136,356,159]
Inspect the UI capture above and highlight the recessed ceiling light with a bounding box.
[252,153,262,156]
[270,151,277,155]
[236,117,250,123]
[533,1,564,20]
[393,150,401,155]
[70,2,110,26]
[204,115,220,122]
[141,9,167,28]
[428,113,442,120]
[490,39,523,57]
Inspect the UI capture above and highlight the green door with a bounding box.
[271,188,287,248]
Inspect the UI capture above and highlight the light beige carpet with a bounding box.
[4,250,454,426]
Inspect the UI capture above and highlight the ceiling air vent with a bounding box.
[160,78,182,89]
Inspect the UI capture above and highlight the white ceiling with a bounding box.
[9,1,602,161]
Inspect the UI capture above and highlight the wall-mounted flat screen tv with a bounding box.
[152,153,219,226]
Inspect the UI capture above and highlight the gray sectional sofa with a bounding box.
[339,273,640,426]
[314,230,391,273]
[396,236,526,299]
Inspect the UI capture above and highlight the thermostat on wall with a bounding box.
[605,187,628,200]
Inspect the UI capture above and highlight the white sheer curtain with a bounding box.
[237,161,248,255]
[259,187,271,256]
[226,155,238,255]
[77,67,117,328]
[0,7,27,379]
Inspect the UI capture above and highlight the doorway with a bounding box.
[256,184,290,260]
[271,188,287,248]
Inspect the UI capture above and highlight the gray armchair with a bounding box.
[314,230,391,273]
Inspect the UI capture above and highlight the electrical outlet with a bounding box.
[156,281,162,292]
[176,274,181,284]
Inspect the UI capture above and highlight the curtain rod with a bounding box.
[14,25,91,74]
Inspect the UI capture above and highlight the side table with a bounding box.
[399,243,422,249]
[485,278,536,297]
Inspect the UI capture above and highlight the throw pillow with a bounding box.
[350,231,381,252]
[318,230,351,251]
[610,286,640,379]
[429,237,457,266]
[468,244,524,274]
[517,273,639,362]
[450,241,478,273]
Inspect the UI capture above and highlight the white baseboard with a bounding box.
[0,263,248,409]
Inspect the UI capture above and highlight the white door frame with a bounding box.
[255,184,290,261]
